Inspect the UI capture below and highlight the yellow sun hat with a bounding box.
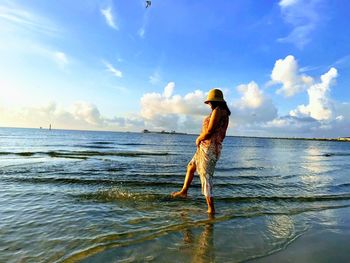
[204,88,225,104]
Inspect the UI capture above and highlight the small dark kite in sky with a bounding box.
[146,1,151,8]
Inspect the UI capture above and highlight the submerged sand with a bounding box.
[251,206,350,263]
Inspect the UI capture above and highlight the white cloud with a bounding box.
[333,103,350,127]
[140,81,278,133]
[232,81,278,124]
[278,0,322,48]
[141,83,208,120]
[270,55,313,97]
[138,10,149,38]
[140,82,208,132]
[336,115,344,121]
[290,67,337,121]
[53,51,68,69]
[262,112,350,138]
[163,82,175,98]
[0,101,144,131]
[299,65,321,73]
[105,114,144,129]
[138,28,145,38]
[0,2,60,36]
[71,102,103,125]
[236,81,264,109]
[228,60,348,137]
[268,56,348,136]
[279,0,300,8]
[0,3,69,70]
[149,70,161,85]
[262,115,320,136]
[334,55,350,68]
[0,102,89,129]
[104,61,123,78]
[263,66,350,138]
[101,7,118,30]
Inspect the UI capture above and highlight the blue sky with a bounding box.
[0,0,350,137]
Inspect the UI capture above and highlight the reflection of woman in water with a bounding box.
[180,213,215,263]
[172,89,230,214]
[182,222,215,263]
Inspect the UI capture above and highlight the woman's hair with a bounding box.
[210,101,231,116]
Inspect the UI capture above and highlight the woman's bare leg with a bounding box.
[171,162,196,198]
[205,197,215,214]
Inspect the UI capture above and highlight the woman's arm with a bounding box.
[196,108,222,146]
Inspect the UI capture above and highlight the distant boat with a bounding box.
[49,124,52,130]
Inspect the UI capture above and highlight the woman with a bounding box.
[172,88,230,214]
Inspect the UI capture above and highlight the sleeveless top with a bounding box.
[200,107,229,157]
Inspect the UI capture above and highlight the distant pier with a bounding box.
[142,129,187,135]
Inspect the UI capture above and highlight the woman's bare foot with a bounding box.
[207,213,215,220]
[171,190,187,198]
[206,196,215,214]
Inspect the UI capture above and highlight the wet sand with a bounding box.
[251,206,350,263]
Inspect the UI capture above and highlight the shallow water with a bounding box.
[1,127,350,262]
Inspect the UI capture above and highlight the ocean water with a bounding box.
[1,127,350,262]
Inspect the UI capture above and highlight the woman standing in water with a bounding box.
[172,89,230,214]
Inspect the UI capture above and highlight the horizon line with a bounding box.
[1,126,349,142]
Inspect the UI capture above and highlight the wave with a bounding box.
[74,145,115,149]
[3,177,106,185]
[74,190,347,204]
[3,176,183,188]
[226,145,265,148]
[0,150,172,159]
[47,152,88,159]
[216,166,264,171]
[217,194,350,203]
[117,143,153,146]
[322,152,350,157]
[91,141,114,145]
[2,175,302,192]
[75,187,350,204]
[233,174,281,180]
[332,183,350,190]
[78,188,170,202]
[0,151,35,157]
[48,151,171,158]
[91,142,153,146]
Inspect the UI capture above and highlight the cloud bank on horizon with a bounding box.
[1,54,348,137]
[0,0,349,138]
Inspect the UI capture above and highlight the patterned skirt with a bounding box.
[189,143,222,197]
